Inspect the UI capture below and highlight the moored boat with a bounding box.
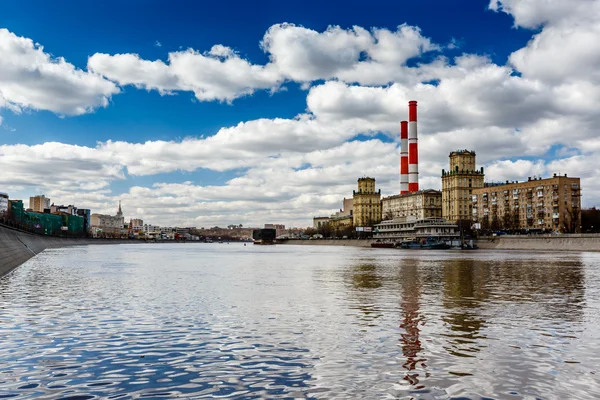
[399,237,451,249]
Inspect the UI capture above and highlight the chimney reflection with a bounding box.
[399,261,426,388]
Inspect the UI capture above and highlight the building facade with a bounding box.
[329,215,353,236]
[0,192,8,216]
[90,213,125,237]
[51,204,77,215]
[131,218,144,232]
[30,195,51,213]
[90,203,125,237]
[472,175,582,232]
[382,189,442,220]
[313,216,330,229]
[441,150,485,222]
[352,177,382,227]
[264,224,286,237]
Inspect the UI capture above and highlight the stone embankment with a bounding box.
[281,235,600,252]
[0,224,127,277]
[476,234,600,251]
[279,239,374,247]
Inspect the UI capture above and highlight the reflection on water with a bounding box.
[1,244,599,399]
[399,262,426,389]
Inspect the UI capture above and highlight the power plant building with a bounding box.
[353,177,381,227]
[382,190,442,220]
[441,150,485,222]
[472,175,582,232]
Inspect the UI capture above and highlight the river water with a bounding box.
[1,244,599,399]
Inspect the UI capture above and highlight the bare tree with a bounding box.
[562,207,581,233]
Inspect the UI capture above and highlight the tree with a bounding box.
[304,227,317,236]
[562,207,581,233]
[383,210,394,221]
[317,222,333,237]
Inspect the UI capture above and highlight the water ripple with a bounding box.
[1,244,599,399]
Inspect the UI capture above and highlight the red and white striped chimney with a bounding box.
[400,121,409,194]
[408,100,419,192]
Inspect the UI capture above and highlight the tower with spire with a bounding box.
[117,200,123,217]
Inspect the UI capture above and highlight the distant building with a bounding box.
[264,224,286,237]
[353,177,381,227]
[76,209,91,233]
[90,202,125,237]
[143,224,160,234]
[131,218,144,232]
[382,189,442,220]
[313,216,330,229]
[0,192,8,216]
[51,204,78,215]
[441,150,485,222]
[329,214,353,232]
[30,195,51,213]
[472,174,582,232]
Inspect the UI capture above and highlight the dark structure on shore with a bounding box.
[252,228,276,244]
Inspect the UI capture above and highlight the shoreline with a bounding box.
[279,235,600,252]
[0,224,132,277]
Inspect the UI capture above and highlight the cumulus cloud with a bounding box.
[88,46,282,102]
[87,23,439,102]
[0,28,119,116]
[4,0,600,226]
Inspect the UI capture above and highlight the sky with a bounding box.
[1,0,599,228]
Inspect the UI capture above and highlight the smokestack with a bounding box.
[400,121,409,194]
[408,100,419,192]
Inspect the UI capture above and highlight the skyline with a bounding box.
[1,0,599,227]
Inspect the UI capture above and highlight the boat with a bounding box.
[399,237,451,249]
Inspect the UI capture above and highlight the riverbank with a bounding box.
[279,239,374,247]
[280,234,600,251]
[0,224,130,277]
[476,234,600,251]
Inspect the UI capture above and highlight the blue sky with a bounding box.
[0,0,599,226]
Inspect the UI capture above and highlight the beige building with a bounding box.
[313,216,330,229]
[441,150,485,222]
[472,174,582,232]
[353,177,382,227]
[131,218,144,231]
[382,189,442,220]
[29,195,51,213]
[90,202,125,237]
[329,214,354,231]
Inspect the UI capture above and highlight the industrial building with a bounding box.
[441,150,485,222]
[353,177,381,227]
[472,174,582,232]
[382,189,442,220]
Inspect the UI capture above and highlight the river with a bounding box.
[1,244,599,399]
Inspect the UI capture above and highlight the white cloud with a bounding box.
[87,23,439,102]
[0,28,119,116]
[88,46,283,102]
[4,0,600,226]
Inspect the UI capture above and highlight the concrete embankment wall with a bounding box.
[475,234,600,251]
[281,235,600,252]
[279,239,374,247]
[0,225,128,277]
